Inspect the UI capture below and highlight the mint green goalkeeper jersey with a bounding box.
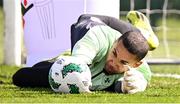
[71,25,151,91]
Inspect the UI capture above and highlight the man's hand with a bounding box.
[121,68,147,94]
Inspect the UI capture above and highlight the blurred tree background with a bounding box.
[0,0,2,7]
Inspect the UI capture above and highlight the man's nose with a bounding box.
[109,60,114,65]
[123,65,130,72]
[111,59,119,67]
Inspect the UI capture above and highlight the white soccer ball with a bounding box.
[48,56,92,94]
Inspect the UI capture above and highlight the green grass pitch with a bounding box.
[0,65,180,103]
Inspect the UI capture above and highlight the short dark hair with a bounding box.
[118,31,149,61]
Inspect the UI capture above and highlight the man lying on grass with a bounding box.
[12,11,159,94]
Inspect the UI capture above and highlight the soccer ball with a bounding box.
[48,56,92,94]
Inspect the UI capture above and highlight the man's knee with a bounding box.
[12,68,31,87]
[12,69,23,87]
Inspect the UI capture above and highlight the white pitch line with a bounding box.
[152,73,180,79]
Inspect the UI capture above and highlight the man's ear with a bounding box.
[132,61,143,68]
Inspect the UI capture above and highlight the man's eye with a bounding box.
[120,60,128,65]
[113,50,117,57]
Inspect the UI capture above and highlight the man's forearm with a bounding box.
[78,14,139,34]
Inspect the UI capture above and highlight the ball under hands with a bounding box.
[49,56,92,94]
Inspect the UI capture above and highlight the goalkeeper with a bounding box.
[13,11,159,94]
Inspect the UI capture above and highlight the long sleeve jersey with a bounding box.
[71,25,151,91]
